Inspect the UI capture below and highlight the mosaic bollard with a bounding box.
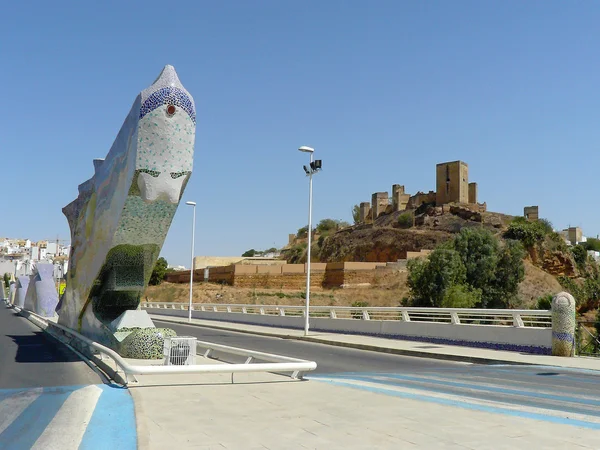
[57,65,196,357]
[23,263,59,318]
[8,281,16,304]
[14,276,30,308]
[551,292,576,357]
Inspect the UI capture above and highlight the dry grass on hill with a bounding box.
[516,260,563,308]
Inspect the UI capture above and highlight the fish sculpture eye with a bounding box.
[166,104,176,116]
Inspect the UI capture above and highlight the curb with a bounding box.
[150,315,535,367]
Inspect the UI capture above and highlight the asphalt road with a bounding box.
[0,305,103,389]
[155,319,600,420]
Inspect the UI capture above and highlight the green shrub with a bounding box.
[397,212,413,229]
[536,294,553,310]
[504,219,548,248]
[440,284,481,308]
[297,226,309,238]
[351,301,369,319]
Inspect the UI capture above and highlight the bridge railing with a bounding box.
[142,302,552,329]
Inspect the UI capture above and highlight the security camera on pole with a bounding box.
[298,146,322,336]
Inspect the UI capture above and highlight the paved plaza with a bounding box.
[131,369,600,449]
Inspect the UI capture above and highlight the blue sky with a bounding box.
[1,1,599,267]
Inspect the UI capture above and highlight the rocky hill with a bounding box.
[289,204,581,309]
[318,205,514,263]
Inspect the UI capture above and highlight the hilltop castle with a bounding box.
[358,160,487,223]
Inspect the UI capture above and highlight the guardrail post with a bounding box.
[242,307,247,314]
[401,311,410,322]
[227,306,232,313]
[171,304,175,309]
[260,307,265,315]
[330,309,337,319]
[362,311,370,320]
[512,313,524,328]
[213,306,218,312]
[245,356,253,364]
[450,312,460,324]
[279,308,285,316]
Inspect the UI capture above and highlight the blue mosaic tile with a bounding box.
[140,87,196,124]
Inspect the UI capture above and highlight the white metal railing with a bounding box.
[7,302,316,383]
[142,302,552,328]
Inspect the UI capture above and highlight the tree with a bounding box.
[297,226,309,238]
[3,273,9,289]
[487,240,525,308]
[397,212,413,229]
[407,227,525,309]
[453,227,499,302]
[572,245,588,267]
[149,257,168,285]
[407,249,466,307]
[441,284,482,308]
[504,218,548,248]
[242,249,256,257]
[316,219,338,234]
[583,238,600,253]
[352,205,360,224]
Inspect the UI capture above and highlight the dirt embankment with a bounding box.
[318,227,451,262]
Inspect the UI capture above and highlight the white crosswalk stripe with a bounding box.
[31,385,103,450]
[0,387,43,435]
[0,384,136,449]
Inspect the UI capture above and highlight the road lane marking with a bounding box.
[310,376,600,430]
[0,388,43,435]
[31,385,102,450]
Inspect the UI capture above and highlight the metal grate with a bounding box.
[163,337,197,366]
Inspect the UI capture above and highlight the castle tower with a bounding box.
[436,161,469,206]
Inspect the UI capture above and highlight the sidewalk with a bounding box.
[149,313,600,372]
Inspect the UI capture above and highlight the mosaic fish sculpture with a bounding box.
[57,65,196,355]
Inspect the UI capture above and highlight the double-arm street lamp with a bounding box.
[298,146,322,336]
[186,201,197,322]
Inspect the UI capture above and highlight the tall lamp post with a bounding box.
[298,146,322,336]
[186,201,197,322]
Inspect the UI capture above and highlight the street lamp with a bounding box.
[185,201,197,322]
[298,146,322,336]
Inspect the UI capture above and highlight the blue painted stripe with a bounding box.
[314,378,600,430]
[0,385,79,449]
[79,384,137,450]
[341,372,600,408]
[424,366,600,387]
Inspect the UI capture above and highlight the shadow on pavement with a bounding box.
[7,332,81,364]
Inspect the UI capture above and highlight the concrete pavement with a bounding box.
[126,313,600,449]
[130,364,600,449]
